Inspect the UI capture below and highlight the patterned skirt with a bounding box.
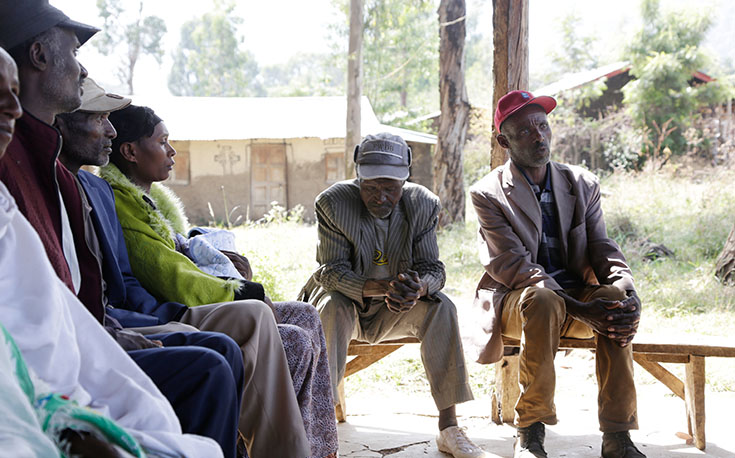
[275,301,338,458]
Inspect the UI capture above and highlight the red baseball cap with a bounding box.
[494,90,557,132]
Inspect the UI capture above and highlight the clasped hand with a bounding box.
[579,291,641,347]
[384,270,426,314]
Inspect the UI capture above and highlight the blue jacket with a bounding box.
[77,170,187,327]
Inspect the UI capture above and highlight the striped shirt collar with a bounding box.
[517,163,551,195]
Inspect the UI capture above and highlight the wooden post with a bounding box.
[492,353,520,424]
[335,379,347,422]
[487,0,529,424]
[491,0,529,170]
[435,0,469,226]
[345,0,364,179]
[685,355,706,450]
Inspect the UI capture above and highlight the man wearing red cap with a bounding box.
[469,90,645,458]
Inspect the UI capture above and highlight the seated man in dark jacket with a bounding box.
[0,4,244,455]
[56,77,314,458]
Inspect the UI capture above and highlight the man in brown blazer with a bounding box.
[469,91,645,458]
[301,133,487,458]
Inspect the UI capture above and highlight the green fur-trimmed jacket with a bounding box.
[99,164,243,306]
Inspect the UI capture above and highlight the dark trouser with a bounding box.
[129,331,244,458]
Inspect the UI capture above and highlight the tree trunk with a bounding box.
[491,0,529,170]
[126,0,144,94]
[126,54,136,94]
[435,0,469,227]
[715,223,735,285]
[345,0,364,179]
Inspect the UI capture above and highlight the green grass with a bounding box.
[231,222,318,302]
[230,166,735,397]
[602,169,735,320]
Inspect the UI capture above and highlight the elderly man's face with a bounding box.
[0,49,22,157]
[45,27,88,114]
[497,104,552,169]
[359,178,404,219]
[58,111,117,167]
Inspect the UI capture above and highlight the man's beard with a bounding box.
[44,59,82,115]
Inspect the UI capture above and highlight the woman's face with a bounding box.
[131,121,176,185]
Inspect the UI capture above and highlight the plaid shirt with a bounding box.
[519,165,583,290]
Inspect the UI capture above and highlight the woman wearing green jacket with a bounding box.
[101,105,338,458]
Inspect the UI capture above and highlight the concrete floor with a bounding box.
[336,351,735,457]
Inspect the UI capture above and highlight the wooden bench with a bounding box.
[494,337,735,451]
[339,336,735,451]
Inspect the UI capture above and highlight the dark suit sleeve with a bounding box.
[581,176,635,291]
[314,191,367,303]
[470,183,562,291]
[410,195,445,296]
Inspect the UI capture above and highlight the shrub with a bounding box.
[258,202,305,225]
[622,0,730,157]
[463,108,494,186]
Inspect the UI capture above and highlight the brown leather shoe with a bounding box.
[601,431,646,458]
[514,422,547,458]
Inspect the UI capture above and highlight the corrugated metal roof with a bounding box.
[120,95,436,144]
[533,61,714,98]
[533,61,630,96]
[377,124,437,144]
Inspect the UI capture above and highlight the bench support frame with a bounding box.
[492,339,713,451]
[340,337,722,452]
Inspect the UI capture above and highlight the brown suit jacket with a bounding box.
[468,160,635,364]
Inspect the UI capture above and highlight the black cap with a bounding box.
[0,0,99,51]
[354,132,412,181]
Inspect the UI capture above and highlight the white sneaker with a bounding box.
[436,426,488,458]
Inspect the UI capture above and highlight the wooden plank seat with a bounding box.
[493,337,735,451]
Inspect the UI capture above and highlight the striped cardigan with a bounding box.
[300,179,446,305]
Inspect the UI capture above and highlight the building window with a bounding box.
[168,140,191,185]
[325,152,345,183]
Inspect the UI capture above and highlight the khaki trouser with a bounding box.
[501,285,638,432]
[179,300,310,458]
[317,291,474,411]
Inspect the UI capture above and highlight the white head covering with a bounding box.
[0,182,222,458]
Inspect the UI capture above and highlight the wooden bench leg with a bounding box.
[335,378,346,423]
[337,342,406,422]
[684,355,706,450]
[492,353,519,425]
